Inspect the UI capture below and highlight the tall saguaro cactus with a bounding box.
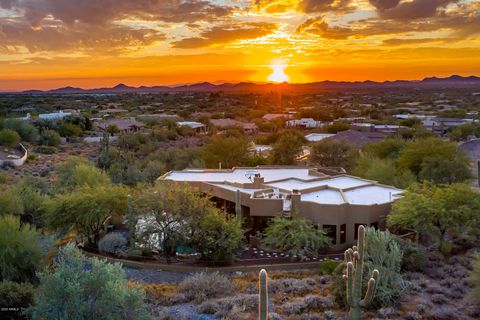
[344,225,380,320]
[259,269,268,320]
[235,189,242,222]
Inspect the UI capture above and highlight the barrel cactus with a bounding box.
[259,269,268,320]
[344,225,380,320]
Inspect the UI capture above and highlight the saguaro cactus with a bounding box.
[259,269,268,320]
[235,189,242,222]
[344,225,380,320]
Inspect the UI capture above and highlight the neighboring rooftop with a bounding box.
[326,130,388,148]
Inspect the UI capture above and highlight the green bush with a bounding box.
[0,281,35,320]
[34,146,56,154]
[0,216,42,282]
[318,259,339,275]
[30,244,152,320]
[58,123,82,137]
[262,216,331,259]
[40,130,61,146]
[98,232,127,255]
[190,212,244,264]
[0,129,20,147]
[178,272,236,303]
[397,238,428,272]
[0,280,35,307]
[3,119,39,142]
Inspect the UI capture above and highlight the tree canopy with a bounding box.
[262,216,331,259]
[0,216,42,283]
[30,244,152,320]
[310,139,358,170]
[388,182,480,247]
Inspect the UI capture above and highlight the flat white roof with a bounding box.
[301,189,344,205]
[162,167,403,206]
[305,133,335,142]
[344,186,403,205]
[166,168,318,184]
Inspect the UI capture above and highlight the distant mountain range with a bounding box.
[17,75,480,94]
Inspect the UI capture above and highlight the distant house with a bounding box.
[138,113,180,120]
[210,119,258,134]
[249,144,273,157]
[39,111,72,120]
[177,121,206,134]
[305,133,336,142]
[422,117,476,135]
[96,118,145,133]
[262,114,291,121]
[326,130,388,148]
[351,123,406,133]
[286,118,324,128]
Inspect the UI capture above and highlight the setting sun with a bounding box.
[268,61,289,83]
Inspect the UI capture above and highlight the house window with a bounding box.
[323,225,337,245]
[370,222,378,229]
[340,224,346,244]
[354,224,367,240]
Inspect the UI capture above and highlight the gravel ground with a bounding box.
[157,304,217,320]
[124,267,192,284]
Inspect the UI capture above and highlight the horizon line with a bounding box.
[1,74,479,93]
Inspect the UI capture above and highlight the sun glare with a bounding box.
[268,61,289,83]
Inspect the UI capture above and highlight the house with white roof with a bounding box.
[39,111,72,120]
[305,133,335,142]
[176,121,206,134]
[286,118,324,128]
[159,166,403,250]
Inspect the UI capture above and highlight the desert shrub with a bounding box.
[0,281,35,320]
[0,187,24,216]
[262,216,331,259]
[197,294,258,318]
[318,259,339,275]
[34,146,56,154]
[268,277,316,295]
[40,129,61,146]
[0,128,20,147]
[30,244,152,320]
[0,216,42,283]
[396,238,428,272]
[178,272,236,303]
[98,232,127,255]
[331,262,347,306]
[58,123,82,137]
[282,295,334,315]
[3,119,39,142]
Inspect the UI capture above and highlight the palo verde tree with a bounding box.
[270,129,305,165]
[388,182,480,251]
[46,185,128,246]
[262,215,331,259]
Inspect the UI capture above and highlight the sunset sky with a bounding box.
[0,0,479,91]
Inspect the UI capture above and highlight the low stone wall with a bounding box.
[83,251,342,273]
